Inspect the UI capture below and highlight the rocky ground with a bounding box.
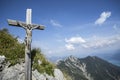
[0,55,66,80]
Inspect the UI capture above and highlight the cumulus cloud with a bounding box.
[65,37,86,44]
[95,11,111,25]
[65,36,86,50]
[65,44,75,50]
[50,19,62,27]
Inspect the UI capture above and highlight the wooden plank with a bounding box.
[7,19,18,26]
[25,9,32,80]
[7,19,27,28]
[26,9,32,24]
[32,24,45,30]
[7,20,45,30]
[36,25,45,30]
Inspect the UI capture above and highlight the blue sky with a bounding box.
[0,0,120,61]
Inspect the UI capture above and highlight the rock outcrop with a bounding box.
[0,55,66,80]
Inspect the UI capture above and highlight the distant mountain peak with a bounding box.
[85,56,99,60]
[68,55,77,60]
[65,55,78,63]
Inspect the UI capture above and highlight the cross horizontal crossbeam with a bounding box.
[7,19,45,30]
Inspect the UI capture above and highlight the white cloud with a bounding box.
[65,35,120,51]
[95,11,111,25]
[65,36,86,50]
[82,35,120,49]
[48,50,53,54]
[65,44,75,50]
[50,19,62,27]
[65,37,86,44]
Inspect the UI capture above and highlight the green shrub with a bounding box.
[31,48,55,76]
[0,28,25,66]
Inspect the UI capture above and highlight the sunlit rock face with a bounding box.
[57,56,120,80]
[0,55,66,80]
[54,69,66,80]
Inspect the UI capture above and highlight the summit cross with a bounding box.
[7,9,45,80]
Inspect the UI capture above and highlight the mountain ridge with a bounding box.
[57,55,120,80]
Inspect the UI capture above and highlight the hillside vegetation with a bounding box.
[0,28,54,76]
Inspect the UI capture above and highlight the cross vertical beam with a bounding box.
[7,9,45,80]
[25,9,32,80]
[26,9,31,24]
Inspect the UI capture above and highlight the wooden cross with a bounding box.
[7,9,45,80]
